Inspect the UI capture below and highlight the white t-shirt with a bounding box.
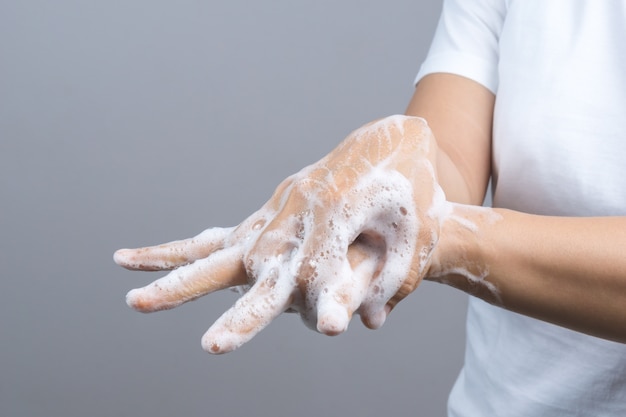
[416,0,626,415]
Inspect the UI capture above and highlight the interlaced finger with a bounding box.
[292,207,362,333]
[314,255,371,335]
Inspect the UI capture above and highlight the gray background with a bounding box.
[0,1,470,416]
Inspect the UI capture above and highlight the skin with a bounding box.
[115,73,626,353]
[407,74,626,343]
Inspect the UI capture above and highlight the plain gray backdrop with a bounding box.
[0,1,471,416]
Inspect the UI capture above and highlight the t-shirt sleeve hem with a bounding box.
[414,52,498,95]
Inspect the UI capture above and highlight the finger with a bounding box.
[344,235,388,329]
[126,245,247,313]
[201,267,294,354]
[358,286,390,330]
[314,256,370,336]
[312,234,380,335]
[314,274,352,335]
[358,238,419,329]
[294,218,361,335]
[114,227,234,271]
[386,216,440,312]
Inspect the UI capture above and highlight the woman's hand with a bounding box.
[114,115,449,353]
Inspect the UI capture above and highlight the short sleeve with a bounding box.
[415,0,508,94]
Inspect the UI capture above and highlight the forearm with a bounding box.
[433,205,626,343]
[405,73,494,206]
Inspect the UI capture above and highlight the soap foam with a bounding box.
[124,115,462,353]
[433,202,503,302]
[203,116,436,350]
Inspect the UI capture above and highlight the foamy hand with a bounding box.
[114,115,446,354]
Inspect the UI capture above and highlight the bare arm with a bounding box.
[406,73,494,205]
[432,207,626,343]
[409,74,626,343]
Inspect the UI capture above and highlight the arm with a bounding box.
[408,74,626,343]
[432,207,626,343]
[405,73,494,205]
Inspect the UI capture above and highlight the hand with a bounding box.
[114,115,447,354]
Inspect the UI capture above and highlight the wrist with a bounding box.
[426,202,503,304]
